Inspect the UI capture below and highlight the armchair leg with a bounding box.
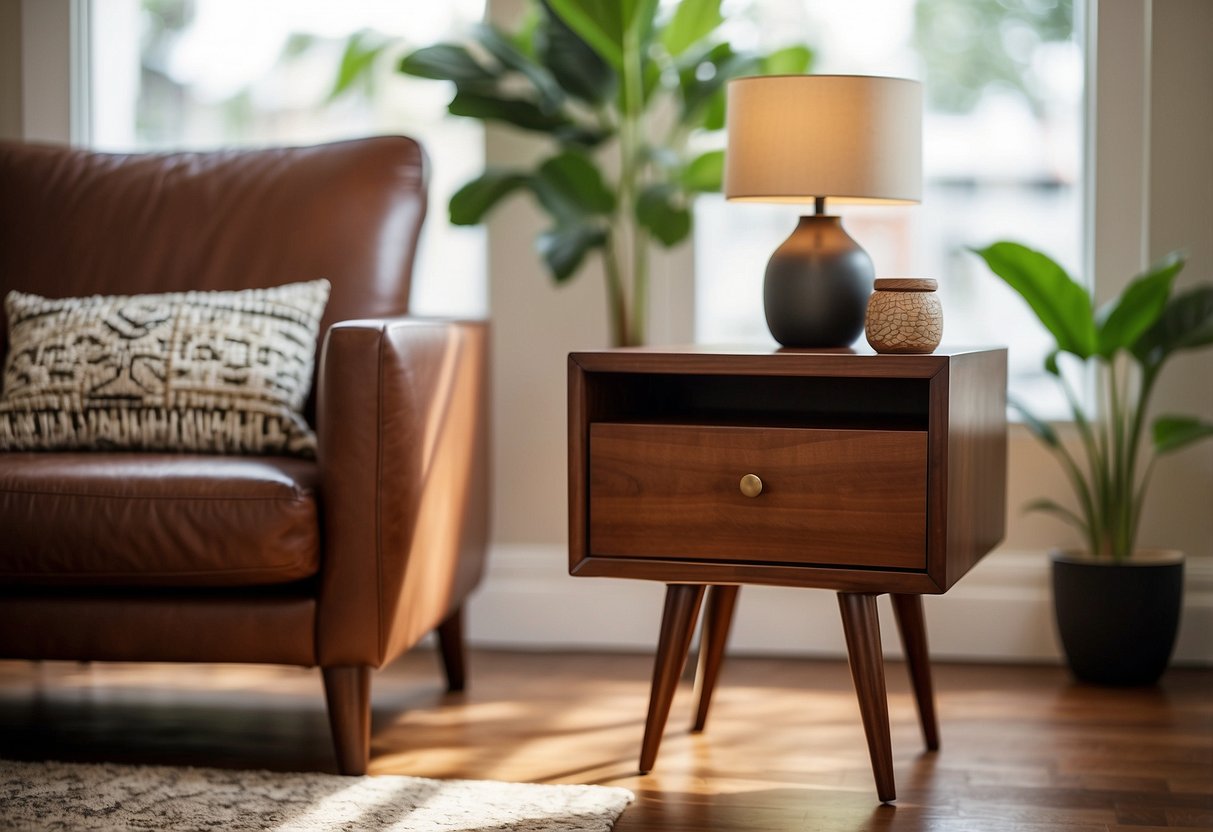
[436,606,467,693]
[323,666,371,775]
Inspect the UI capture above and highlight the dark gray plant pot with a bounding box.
[1051,550,1184,686]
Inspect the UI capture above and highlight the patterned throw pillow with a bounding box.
[0,280,330,457]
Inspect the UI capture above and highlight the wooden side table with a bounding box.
[568,346,1007,802]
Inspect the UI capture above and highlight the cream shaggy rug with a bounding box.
[0,759,634,831]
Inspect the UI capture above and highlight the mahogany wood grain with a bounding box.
[942,348,1009,588]
[890,593,940,751]
[435,606,466,693]
[567,346,1008,802]
[837,593,895,802]
[691,585,739,733]
[589,424,927,569]
[4,653,1210,830]
[568,347,1007,592]
[640,584,705,774]
[321,665,370,776]
[572,554,944,593]
[571,347,953,378]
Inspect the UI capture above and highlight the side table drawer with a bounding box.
[588,423,927,569]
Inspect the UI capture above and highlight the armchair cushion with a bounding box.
[1,280,329,456]
[0,453,319,588]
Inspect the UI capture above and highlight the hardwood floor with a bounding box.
[1,650,1210,830]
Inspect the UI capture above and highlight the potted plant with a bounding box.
[975,242,1213,685]
[396,0,813,346]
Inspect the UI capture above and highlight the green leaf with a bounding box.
[1153,415,1213,455]
[1023,498,1087,532]
[472,23,565,112]
[532,149,616,220]
[534,5,616,104]
[1132,284,1213,367]
[448,90,572,133]
[449,171,530,226]
[678,42,760,128]
[636,184,692,247]
[661,0,723,58]
[330,30,389,101]
[537,223,607,282]
[399,44,497,85]
[1043,349,1061,376]
[544,0,659,70]
[1011,398,1059,448]
[760,44,814,75]
[681,150,724,192]
[701,90,726,130]
[553,123,612,147]
[1096,252,1184,357]
[510,4,542,58]
[973,242,1097,358]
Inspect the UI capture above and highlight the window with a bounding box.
[88,0,487,318]
[694,0,1084,416]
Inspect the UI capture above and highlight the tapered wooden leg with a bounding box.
[639,584,706,774]
[838,592,895,803]
[436,606,466,693]
[891,593,940,751]
[322,666,371,776]
[692,585,740,733]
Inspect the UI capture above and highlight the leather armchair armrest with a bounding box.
[314,317,489,668]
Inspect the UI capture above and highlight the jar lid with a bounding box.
[875,278,937,292]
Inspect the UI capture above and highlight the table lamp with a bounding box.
[725,75,922,347]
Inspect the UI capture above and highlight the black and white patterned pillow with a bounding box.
[0,280,330,456]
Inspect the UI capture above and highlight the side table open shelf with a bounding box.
[568,346,1008,803]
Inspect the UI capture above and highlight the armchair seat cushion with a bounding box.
[0,453,319,588]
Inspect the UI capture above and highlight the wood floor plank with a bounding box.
[0,651,1210,830]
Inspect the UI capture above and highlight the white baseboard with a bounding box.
[466,544,1213,666]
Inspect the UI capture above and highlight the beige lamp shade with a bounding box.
[725,75,922,205]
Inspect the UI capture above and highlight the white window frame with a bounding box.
[17,0,1155,329]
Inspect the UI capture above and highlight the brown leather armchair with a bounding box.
[0,137,489,775]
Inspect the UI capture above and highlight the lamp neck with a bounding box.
[814,196,826,216]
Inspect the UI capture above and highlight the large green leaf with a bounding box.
[973,242,1097,358]
[538,223,608,282]
[472,23,565,112]
[510,4,542,58]
[636,184,691,247]
[1132,284,1213,368]
[701,90,727,131]
[544,0,659,70]
[681,150,724,193]
[330,30,389,101]
[532,150,616,221]
[661,0,722,58]
[534,5,616,104]
[554,123,612,147]
[399,44,497,85]
[448,90,571,133]
[1153,415,1213,455]
[678,42,760,128]
[1095,252,1184,357]
[449,170,530,226]
[760,44,814,75]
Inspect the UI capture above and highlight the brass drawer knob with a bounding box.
[739,473,763,498]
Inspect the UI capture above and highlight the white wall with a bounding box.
[0,0,22,140]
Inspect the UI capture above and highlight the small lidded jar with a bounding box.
[865,278,943,354]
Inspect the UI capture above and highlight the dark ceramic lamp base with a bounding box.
[764,215,874,347]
